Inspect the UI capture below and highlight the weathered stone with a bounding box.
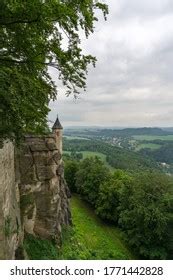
[29,143,49,152]
[53,151,61,164]
[24,205,36,234]
[19,153,34,171]
[19,143,30,155]
[0,133,71,259]
[45,139,57,151]
[36,165,55,181]
[27,137,49,152]
[33,152,50,165]
[56,164,64,176]
[20,165,37,184]
[0,142,23,260]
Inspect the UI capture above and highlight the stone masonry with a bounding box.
[0,127,71,259]
[0,142,23,260]
[19,135,71,241]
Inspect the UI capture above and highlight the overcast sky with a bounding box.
[49,0,173,128]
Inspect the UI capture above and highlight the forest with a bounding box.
[64,149,173,259]
[63,134,173,260]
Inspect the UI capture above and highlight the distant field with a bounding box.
[133,135,173,141]
[63,150,107,160]
[64,150,106,160]
[64,135,89,140]
[82,151,106,160]
[64,150,114,171]
[136,143,161,151]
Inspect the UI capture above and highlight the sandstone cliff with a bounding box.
[0,134,71,259]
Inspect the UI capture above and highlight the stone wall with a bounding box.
[0,142,22,260]
[19,135,71,241]
[0,134,71,259]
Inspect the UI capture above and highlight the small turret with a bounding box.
[52,115,63,130]
[52,115,63,154]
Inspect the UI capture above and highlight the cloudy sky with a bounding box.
[49,0,173,128]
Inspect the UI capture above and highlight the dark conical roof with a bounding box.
[52,115,63,130]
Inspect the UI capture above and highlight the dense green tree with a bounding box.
[64,153,173,259]
[140,143,173,164]
[70,151,83,160]
[75,156,109,206]
[0,0,108,140]
[64,159,79,192]
[118,172,173,259]
[96,170,133,223]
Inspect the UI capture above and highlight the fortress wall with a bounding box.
[0,142,22,259]
[0,134,71,259]
[19,135,71,241]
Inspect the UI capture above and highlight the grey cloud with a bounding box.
[111,0,173,19]
[49,0,173,127]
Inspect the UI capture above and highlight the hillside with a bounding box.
[64,127,173,138]
[24,195,135,260]
[63,138,159,172]
[60,195,135,259]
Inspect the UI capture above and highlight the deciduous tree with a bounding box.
[0,0,108,140]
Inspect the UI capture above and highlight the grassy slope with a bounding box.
[81,151,114,171]
[64,150,114,171]
[64,150,106,161]
[63,138,159,172]
[59,195,135,260]
[24,196,135,260]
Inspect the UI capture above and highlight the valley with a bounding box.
[64,127,173,175]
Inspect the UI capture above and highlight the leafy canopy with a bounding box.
[119,172,173,259]
[96,170,133,223]
[75,156,110,205]
[0,0,108,140]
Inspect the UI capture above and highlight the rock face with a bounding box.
[0,142,23,260]
[0,134,71,259]
[19,135,71,241]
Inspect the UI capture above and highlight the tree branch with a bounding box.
[0,16,40,26]
[0,57,59,69]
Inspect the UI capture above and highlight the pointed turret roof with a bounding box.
[52,115,63,130]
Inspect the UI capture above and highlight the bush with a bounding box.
[64,160,79,192]
[24,234,58,260]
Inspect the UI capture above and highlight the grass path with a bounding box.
[59,195,135,260]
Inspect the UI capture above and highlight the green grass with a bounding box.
[136,143,161,151]
[24,196,135,260]
[58,195,135,260]
[24,234,59,260]
[64,150,114,171]
[64,136,89,140]
[64,150,106,160]
[133,135,173,141]
[82,151,106,160]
